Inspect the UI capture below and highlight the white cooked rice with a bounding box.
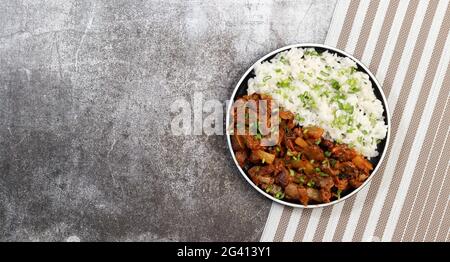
[247,47,388,158]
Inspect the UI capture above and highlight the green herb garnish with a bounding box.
[295,114,305,122]
[263,75,272,82]
[275,191,285,199]
[299,176,306,183]
[289,169,295,177]
[341,103,354,114]
[330,159,337,167]
[319,172,329,177]
[330,79,341,90]
[277,78,291,88]
[336,189,342,199]
[304,49,319,56]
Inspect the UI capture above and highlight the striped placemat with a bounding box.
[261,0,450,242]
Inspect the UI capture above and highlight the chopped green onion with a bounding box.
[299,91,316,109]
[315,139,321,145]
[295,115,305,122]
[307,180,315,188]
[263,75,272,82]
[314,167,321,172]
[277,79,291,88]
[341,103,354,114]
[299,176,306,183]
[304,49,319,56]
[274,191,285,199]
[320,70,330,77]
[319,172,329,177]
[324,151,331,157]
[312,84,323,90]
[347,78,361,93]
[330,79,341,90]
[336,189,342,199]
[330,159,337,167]
[357,136,364,144]
[289,169,295,177]
[320,90,330,98]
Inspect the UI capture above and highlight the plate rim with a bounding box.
[226,43,391,209]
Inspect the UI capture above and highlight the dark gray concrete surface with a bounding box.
[0,0,336,241]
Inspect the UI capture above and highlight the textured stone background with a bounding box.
[0,0,336,241]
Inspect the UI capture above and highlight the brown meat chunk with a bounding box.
[333,176,349,191]
[235,151,247,167]
[321,139,334,150]
[285,183,299,200]
[320,188,332,203]
[318,176,334,190]
[306,188,321,202]
[331,144,357,161]
[352,155,373,173]
[280,111,294,120]
[298,187,309,205]
[275,167,292,188]
[303,145,325,162]
[258,165,275,176]
[244,135,260,150]
[252,175,274,186]
[248,151,261,163]
[231,135,246,151]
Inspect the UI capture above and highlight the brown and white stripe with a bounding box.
[261,0,450,242]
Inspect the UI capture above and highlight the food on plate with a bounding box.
[230,48,388,205]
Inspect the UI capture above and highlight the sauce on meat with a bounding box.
[231,94,373,205]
